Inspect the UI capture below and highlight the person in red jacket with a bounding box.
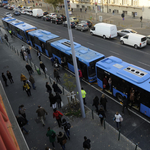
[79,69,83,81]
[53,109,63,127]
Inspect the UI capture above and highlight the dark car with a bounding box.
[43,11,49,16]
[57,14,66,21]
[80,20,92,28]
[8,6,13,10]
[42,15,52,21]
[51,17,63,24]
[0,2,3,7]
[4,4,10,9]
[14,11,21,15]
[63,21,76,28]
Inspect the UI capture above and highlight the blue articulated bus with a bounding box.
[2,17,16,30]
[51,39,105,82]
[96,56,150,117]
[28,29,61,57]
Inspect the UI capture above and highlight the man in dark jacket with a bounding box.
[92,96,99,112]
[57,131,67,150]
[122,96,130,114]
[25,63,33,75]
[36,105,48,126]
[40,61,46,73]
[29,75,36,90]
[100,94,107,111]
[83,136,91,150]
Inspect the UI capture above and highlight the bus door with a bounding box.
[29,35,35,47]
[40,41,46,54]
[79,61,88,80]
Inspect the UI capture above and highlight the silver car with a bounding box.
[4,12,13,17]
[146,35,150,45]
[117,29,137,36]
[75,23,89,32]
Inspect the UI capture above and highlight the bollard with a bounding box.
[104,118,106,129]
[92,109,94,119]
[63,86,64,95]
[118,129,121,141]
[135,143,138,150]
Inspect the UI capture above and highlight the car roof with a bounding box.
[125,33,146,38]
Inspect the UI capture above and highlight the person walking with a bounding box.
[98,108,106,126]
[83,136,91,150]
[36,105,48,126]
[121,13,125,20]
[108,77,112,91]
[80,87,87,105]
[122,96,130,114]
[46,82,52,94]
[51,57,55,66]
[9,29,12,37]
[25,63,33,75]
[23,51,28,62]
[52,82,62,94]
[40,61,46,74]
[79,69,83,81]
[46,127,56,150]
[114,112,122,130]
[29,75,36,90]
[26,48,32,60]
[54,69,60,83]
[49,93,57,109]
[140,16,143,22]
[4,34,8,42]
[20,73,27,82]
[57,131,67,150]
[23,81,31,97]
[85,8,87,13]
[6,70,14,83]
[2,73,8,87]
[55,92,62,108]
[100,94,107,111]
[53,108,63,127]
[37,50,41,61]
[18,105,27,120]
[92,96,99,112]
[62,119,71,140]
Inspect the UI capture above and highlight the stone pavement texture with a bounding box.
[0,28,141,150]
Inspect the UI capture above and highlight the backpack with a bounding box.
[51,132,56,138]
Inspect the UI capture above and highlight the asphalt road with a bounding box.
[1,8,150,149]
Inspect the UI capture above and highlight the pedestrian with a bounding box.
[113,10,114,15]
[40,61,46,74]
[61,57,65,69]
[46,127,56,150]
[2,73,8,87]
[121,13,125,20]
[53,108,63,127]
[114,112,122,130]
[55,92,62,108]
[130,89,135,109]
[20,47,25,61]
[20,73,27,82]
[23,81,31,97]
[140,16,142,22]
[18,105,27,121]
[25,63,33,75]
[29,75,36,90]
[51,57,55,66]
[9,29,12,37]
[4,34,8,42]
[49,93,57,109]
[80,8,82,12]
[54,69,60,82]
[57,131,67,150]
[98,108,106,126]
[79,69,83,81]
[6,70,14,83]
[52,82,62,94]
[103,75,108,89]
[108,77,112,91]
[16,115,28,134]
[62,119,71,140]
[83,136,91,150]
[85,8,87,13]
[92,96,99,112]
[36,105,48,126]
[23,51,28,62]
[122,96,130,114]
[46,82,52,94]
[37,50,41,61]
[26,48,32,60]
[80,87,87,105]
[41,43,45,53]
[71,8,73,12]
[100,94,107,111]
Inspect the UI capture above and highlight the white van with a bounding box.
[32,9,43,18]
[120,33,147,49]
[90,23,117,39]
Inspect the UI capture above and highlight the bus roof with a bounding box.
[15,22,36,31]
[51,39,105,65]
[96,56,150,92]
[10,19,24,26]
[28,29,59,42]
[2,17,16,22]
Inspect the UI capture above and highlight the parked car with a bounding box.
[11,5,16,9]
[4,4,10,9]
[43,11,49,16]
[63,21,76,28]
[51,17,63,24]
[146,35,150,45]
[75,23,89,32]
[120,33,147,49]
[49,13,57,18]
[4,12,13,17]
[80,20,92,28]
[42,15,52,21]
[21,9,26,14]
[70,17,79,24]
[8,6,13,10]
[14,11,21,15]
[117,29,137,36]
[57,14,66,21]
[26,9,33,15]
[13,7,21,12]
[0,2,3,7]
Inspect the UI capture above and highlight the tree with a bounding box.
[44,0,63,11]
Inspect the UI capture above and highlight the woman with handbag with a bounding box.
[53,109,63,127]
[23,81,31,97]
[55,92,62,108]
[57,131,67,150]
[114,112,123,130]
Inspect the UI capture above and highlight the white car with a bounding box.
[5,12,13,17]
[49,13,57,18]
[117,29,137,36]
[21,10,26,14]
[11,5,16,9]
[26,9,33,15]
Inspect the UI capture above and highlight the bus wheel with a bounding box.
[116,93,123,102]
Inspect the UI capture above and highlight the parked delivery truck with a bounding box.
[32,9,43,17]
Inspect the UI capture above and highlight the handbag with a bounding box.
[62,139,67,145]
[120,117,123,122]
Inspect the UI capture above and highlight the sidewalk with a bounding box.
[0,29,141,150]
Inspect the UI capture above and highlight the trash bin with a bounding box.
[99,16,103,22]
[36,68,41,75]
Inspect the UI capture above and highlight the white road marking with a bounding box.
[110,51,120,55]
[138,61,150,67]
[87,42,94,46]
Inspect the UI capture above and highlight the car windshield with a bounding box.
[130,30,136,33]
[73,18,77,20]
[6,13,10,15]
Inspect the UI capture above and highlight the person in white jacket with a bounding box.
[115,112,122,130]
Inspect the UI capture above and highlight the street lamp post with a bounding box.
[64,0,86,118]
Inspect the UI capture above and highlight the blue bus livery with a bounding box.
[2,17,16,30]
[51,39,105,82]
[28,29,61,57]
[96,56,150,117]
